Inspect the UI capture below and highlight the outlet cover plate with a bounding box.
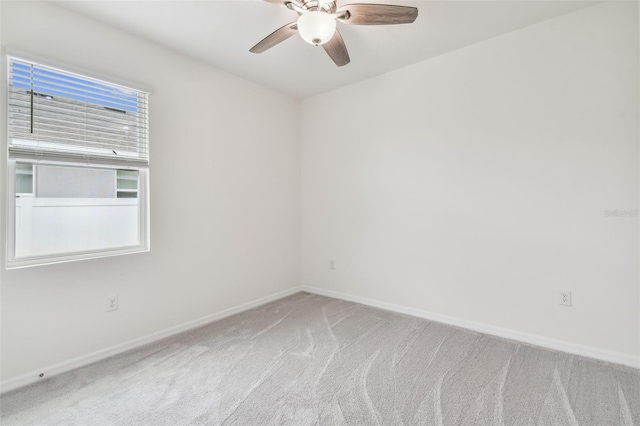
[559,291,572,306]
[105,295,118,312]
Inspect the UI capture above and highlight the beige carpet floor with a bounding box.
[1,292,639,425]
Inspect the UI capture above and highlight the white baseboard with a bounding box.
[302,286,640,369]
[3,284,637,394]
[0,287,301,394]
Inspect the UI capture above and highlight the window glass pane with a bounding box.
[16,175,33,194]
[117,170,139,190]
[117,191,138,199]
[16,163,33,194]
[14,163,140,258]
[10,61,139,112]
[36,165,116,198]
[117,180,138,190]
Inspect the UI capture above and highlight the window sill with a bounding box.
[5,245,150,270]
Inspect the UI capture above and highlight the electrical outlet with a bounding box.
[105,295,118,312]
[330,260,335,270]
[559,291,571,306]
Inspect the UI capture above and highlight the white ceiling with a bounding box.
[52,0,598,98]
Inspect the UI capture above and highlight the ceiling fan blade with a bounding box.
[250,22,298,54]
[323,30,350,67]
[336,4,418,25]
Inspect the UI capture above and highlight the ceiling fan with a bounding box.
[250,0,419,67]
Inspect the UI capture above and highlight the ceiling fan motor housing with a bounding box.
[299,0,337,13]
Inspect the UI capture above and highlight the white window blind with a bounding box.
[7,57,149,168]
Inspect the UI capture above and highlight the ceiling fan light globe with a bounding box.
[297,11,337,46]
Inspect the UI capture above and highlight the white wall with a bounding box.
[301,2,639,360]
[0,1,300,382]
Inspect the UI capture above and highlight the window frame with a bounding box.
[5,54,150,269]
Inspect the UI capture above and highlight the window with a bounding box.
[15,163,34,196]
[116,170,139,199]
[6,56,149,268]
